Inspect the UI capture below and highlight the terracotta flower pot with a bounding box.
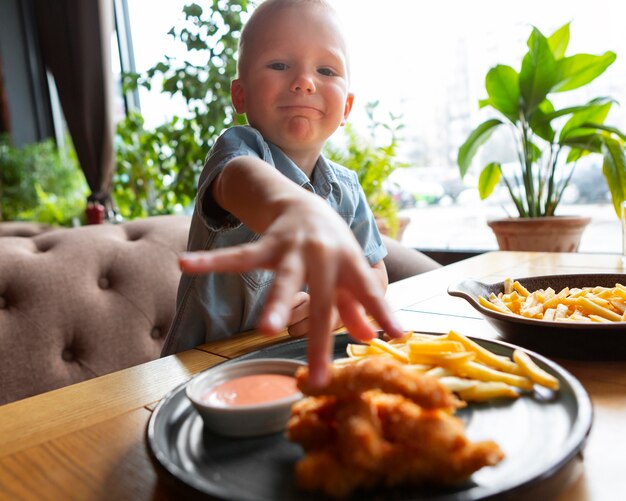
[376,215,410,241]
[487,216,591,252]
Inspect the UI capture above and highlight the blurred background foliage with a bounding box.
[113,0,249,219]
[2,1,406,231]
[325,101,409,237]
[0,135,88,225]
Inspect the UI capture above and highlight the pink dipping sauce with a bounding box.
[203,373,299,407]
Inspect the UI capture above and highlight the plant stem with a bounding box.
[544,147,561,216]
[520,119,536,216]
[550,156,575,216]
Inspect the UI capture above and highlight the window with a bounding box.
[122,0,625,253]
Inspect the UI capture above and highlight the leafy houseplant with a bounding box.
[325,101,409,238]
[458,22,626,220]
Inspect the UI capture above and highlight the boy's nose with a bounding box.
[290,73,316,94]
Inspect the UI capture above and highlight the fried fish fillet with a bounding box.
[288,358,504,497]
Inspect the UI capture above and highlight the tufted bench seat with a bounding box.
[0,213,438,406]
[0,215,191,405]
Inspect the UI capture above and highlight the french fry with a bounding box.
[346,343,385,358]
[425,366,454,378]
[576,297,623,322]
[453,360,534,391]
[409,350,475,367]
[446,330,523,375]
[457,382,520,402]
[512,349,560,390]
[589,314,612,323]
[408,339,466,354]
[478,295,510,314]
[542,287,570,309]
[438,376,479,393]
[512,281,530,296]
[367,338,409,363]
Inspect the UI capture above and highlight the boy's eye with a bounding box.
[268,62,288,71]
[317,67,337,77]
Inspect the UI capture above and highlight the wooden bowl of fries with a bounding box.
[448,273,626,359]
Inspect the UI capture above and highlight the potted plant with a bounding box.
[325,101,410,239]
[457,22,626,252]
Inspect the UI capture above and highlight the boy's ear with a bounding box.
[341,93,355,126]
[231,79,246,114]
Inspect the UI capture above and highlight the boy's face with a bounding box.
[231,5,353,156]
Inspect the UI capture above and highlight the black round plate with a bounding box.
[147,334,592,500]
[448,273,626,359]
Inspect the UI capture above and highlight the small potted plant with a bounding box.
[325,101,410,239]
[457,22,626,251]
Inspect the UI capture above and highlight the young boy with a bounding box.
[161,0,403,386]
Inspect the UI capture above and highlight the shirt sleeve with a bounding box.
[195,127,269,231]
[349,176,388,266]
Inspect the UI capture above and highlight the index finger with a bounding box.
[178,240,275,274]
[341,262,404,339]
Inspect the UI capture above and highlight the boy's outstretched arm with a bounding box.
[179,156,404,387]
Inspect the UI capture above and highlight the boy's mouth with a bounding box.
[279,105,323,118]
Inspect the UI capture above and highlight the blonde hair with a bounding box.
[237,0,342,78]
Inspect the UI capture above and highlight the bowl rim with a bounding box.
[185,357,306,412]
[448,273,626,331]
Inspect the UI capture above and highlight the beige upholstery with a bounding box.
[0,215,437,406]
[0,221,53,238]
[0,215,191,405]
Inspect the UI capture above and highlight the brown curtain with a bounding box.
[33,0,115,215]
[0,54,10,135]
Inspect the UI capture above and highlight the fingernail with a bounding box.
[266,311,283,331]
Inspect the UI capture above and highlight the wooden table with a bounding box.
[1,251,625,500]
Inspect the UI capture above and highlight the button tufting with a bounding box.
[98,277,110,289]
[150,328,161,340]
[62,348,75,362]
[0,296,6,309]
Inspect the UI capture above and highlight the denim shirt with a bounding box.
[161,126,386,356]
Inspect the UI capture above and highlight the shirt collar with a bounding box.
[266,142,341,200]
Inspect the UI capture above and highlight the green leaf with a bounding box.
[561,134,603,156]
[457,119,503,178]
[519,28,558,113]
[547,22,570,59]
[566,148,587,164]
[582,123,626,142]
[553,52,616,92]
[478,162,502,199]
[559,102,612,141]
[529,99,555,142]
[184,3,203,17]
[544,97,615,121]
[485,65,520,121]
[600,136,626,217]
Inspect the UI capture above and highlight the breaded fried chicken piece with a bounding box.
[367,391,504,486]
[288,358,504,497]
[295,357,461,411]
